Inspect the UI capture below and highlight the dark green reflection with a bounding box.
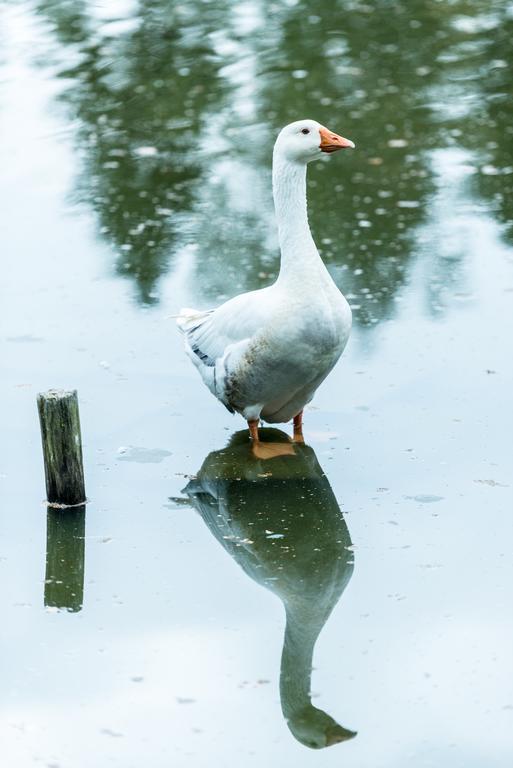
[184,429,355,749]
[461,4,513,244]
[44,505,86,612]
[37,0,229,304]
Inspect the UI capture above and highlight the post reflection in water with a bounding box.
[184,429,356,749]
[44,506,86,612]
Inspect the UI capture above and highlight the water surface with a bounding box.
[1,1,513,766]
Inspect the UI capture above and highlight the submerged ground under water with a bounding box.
[1,1,513,766]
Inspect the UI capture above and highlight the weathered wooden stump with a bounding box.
[44,505,86,612]
[37,389,86,507]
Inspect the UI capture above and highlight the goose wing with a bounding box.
[177,286,275,369]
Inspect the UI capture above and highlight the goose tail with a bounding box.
[176,307,213,333]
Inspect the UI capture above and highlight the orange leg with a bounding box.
[293,410,304,443]
[248,419,260,442]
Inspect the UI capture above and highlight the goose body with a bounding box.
[177,119,354,443]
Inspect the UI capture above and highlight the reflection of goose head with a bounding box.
[183,429,356,748]
[287,705,356,749]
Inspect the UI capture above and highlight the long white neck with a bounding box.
[272,152,321,282]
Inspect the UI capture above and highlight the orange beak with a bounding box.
[319,125,355,153]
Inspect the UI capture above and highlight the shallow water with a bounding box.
[1,1,513,766]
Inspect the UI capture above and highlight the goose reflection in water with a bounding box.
[183,429,356,749]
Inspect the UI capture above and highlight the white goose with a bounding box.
[177,119,354,458]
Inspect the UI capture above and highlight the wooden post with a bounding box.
[44,505,86,612]
[37,389,86,507]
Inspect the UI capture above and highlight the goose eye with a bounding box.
[301,128,310,135]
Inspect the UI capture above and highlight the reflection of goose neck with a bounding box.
[280,608,316,715]
[280,607,357,749]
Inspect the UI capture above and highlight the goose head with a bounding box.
[274,119,355,164]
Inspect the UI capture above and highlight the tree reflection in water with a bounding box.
[37,0,229,304]
[36,0,513,321]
